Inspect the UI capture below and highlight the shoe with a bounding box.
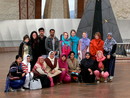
[18,88,25,91]
[97,81,100,84]
[109,76,114,82]
[104,80,107,83]
[23,87,29,90]
[9,88,15,92]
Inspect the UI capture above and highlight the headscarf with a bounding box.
[80,33,90,50]
[104,32,117,52]
[61,34,71,46]
[70,35,79,43]
[48,51,55,65]
[80,52,94,69]
[96,51,106,70]
[58,54,68,71]
[34,56,45,70]
[22,54,31,72]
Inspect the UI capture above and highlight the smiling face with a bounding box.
[39,58,44,64]
[85,54,90,59]
[61,55,66,61]
[39,30,44,36]
[32,33,37,39]
[50,30,55,37]
[50,52,55,59]
[94,35,99,39]
[82,32,87,38]
[27,56,31,62]
[24,38,29,43]
[16,57,22,64]
[71,31,76,37]
[107,35,112,40]
[70,53,75,59]
[64,33,68,39]
[96,51,103,58]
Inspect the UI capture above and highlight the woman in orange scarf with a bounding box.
[90,32,104,60]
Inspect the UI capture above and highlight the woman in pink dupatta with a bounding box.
[58,54,71,83]
[32,56,54,87]
[94,51,109,83]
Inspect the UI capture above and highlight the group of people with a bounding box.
[5,27,117,92]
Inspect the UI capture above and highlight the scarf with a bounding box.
[58,54,68,70]
[80,34,90,50]
[22,54,31,72]
[69,36,79,43]
[33,56,46,73]
[104,38,117,52]
[96,51,106,70]
[62,35,71,46]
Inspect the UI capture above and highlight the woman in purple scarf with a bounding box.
[78,32,90,60]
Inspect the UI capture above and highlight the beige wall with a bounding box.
[110,0,130,20]
[0,0,19,20]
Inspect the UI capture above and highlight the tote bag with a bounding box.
[29,73,42,90]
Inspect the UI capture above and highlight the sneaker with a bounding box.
[97,81,100,84]
[104,80,107,83]
[18,88,25,91]
[9,88,15,92]
[109,76,114,82]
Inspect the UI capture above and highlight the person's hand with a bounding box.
[22,73,26,77]
[107,55,111,59]
[88,68,93,75]
[54,51,57,55]
[90,72,93,75]
[101,71,104,75]
[51,70,55,74]
[62,68,66,71]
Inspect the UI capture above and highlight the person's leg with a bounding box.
[23,72,33,88]
[102,72,109,80]
[63,74,71,83]
[110,58,116,76]
[48,77,54,87]
[94,70,100,80]
[59,71,66,82]
[23,73,30,88]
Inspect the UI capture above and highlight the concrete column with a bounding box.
[44,0,70,18]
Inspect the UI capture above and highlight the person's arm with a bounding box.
[59,41,62,56]
[76,59,80,70]
[36,68,47,75]
[55,38,59,52]
[54,60,59,71]
[110,44,117,55]
[45,38,52,52]
[18,43,23,57]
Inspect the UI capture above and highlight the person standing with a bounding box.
[18,35,32,59]
[38,28,47,58]
[69,30,79,58]
[45,29,59,56]
[104,32,117,81]
[90,32,104,60]
[60,32,71,57]
[30,31,40,69]
[78,32,90,60]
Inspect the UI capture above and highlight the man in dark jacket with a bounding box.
[38,27,47,58]
[45,29,59,56]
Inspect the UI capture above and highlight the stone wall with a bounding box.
[0,0,19,20]
[110,0,130,20]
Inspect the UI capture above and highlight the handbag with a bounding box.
[29,74,42,90]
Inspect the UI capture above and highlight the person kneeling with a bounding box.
[80,52,95,83]
[32,56,53,88]
[58,54,71,84]
[94,51,109,83]
[5,55,26,92]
